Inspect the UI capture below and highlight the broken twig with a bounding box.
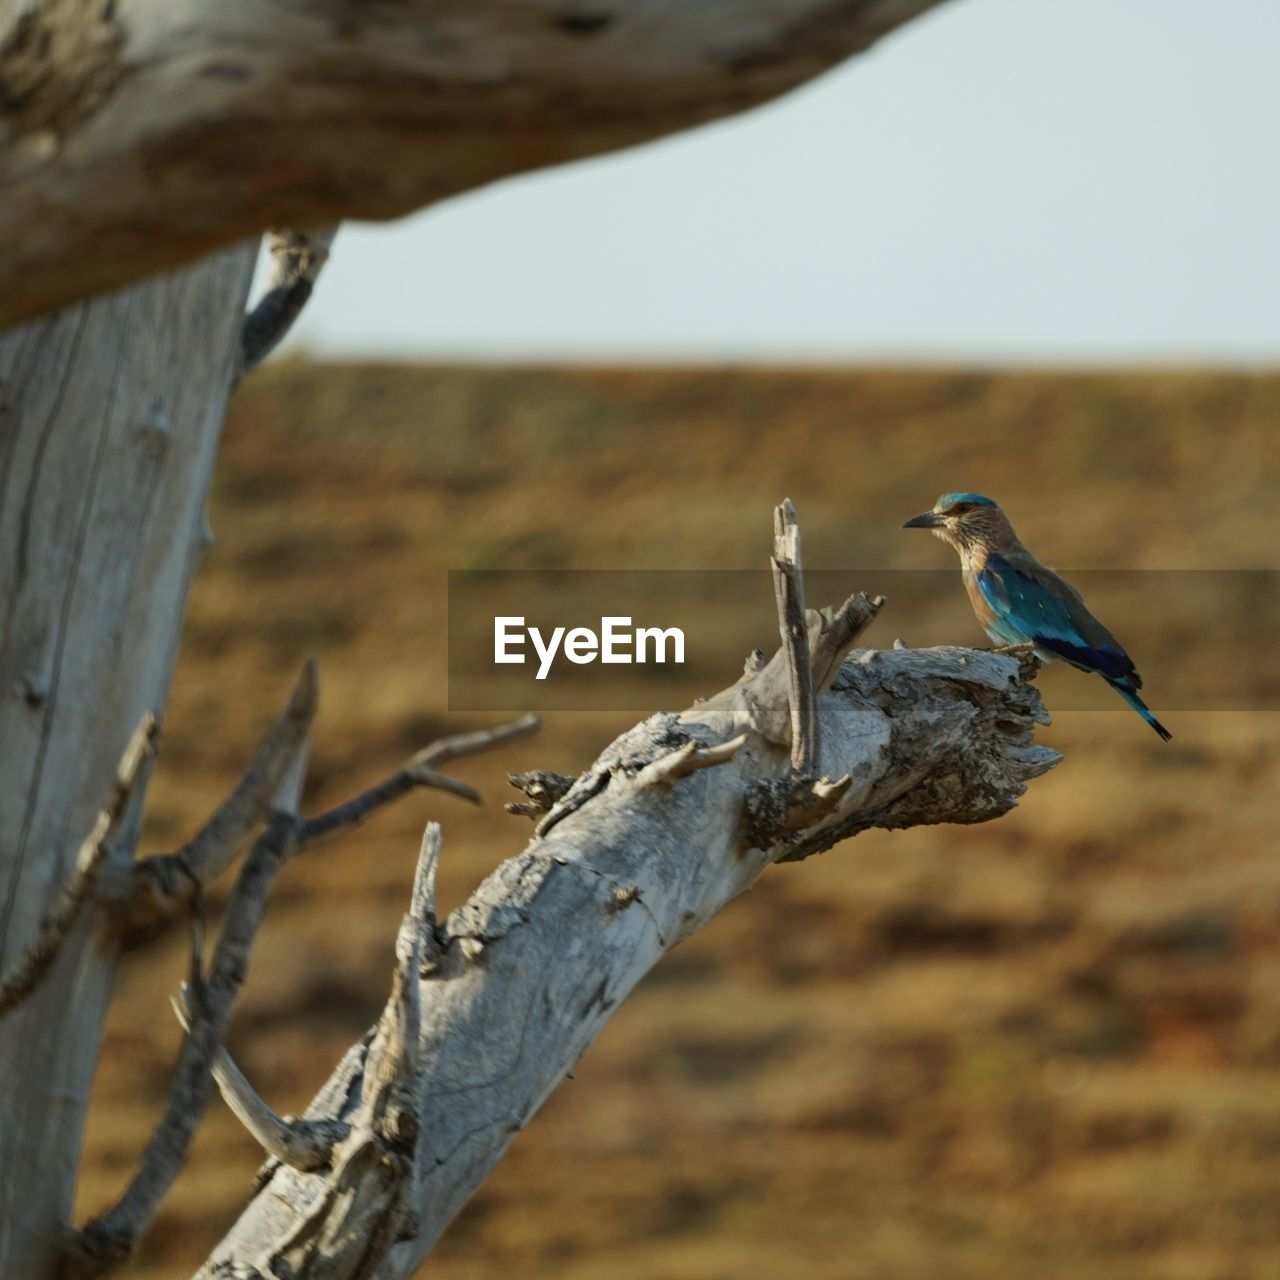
[506,769,576,820]
[300,714,540,845]
[635,734,749,790]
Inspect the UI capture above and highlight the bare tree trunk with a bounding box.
[0,247,255,1278]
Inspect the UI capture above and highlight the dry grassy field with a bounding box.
[78,364,1279,1278]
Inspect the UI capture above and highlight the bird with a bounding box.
[902,492,1171,741]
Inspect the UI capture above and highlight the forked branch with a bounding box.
[114,673,535,937]
[116,663,318,935]
[65,738,313,1278]
[299,715,540,846]
[65,670,539,1278]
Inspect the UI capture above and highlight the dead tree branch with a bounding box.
[113,663,319,935]
[170,985,349,1174]
[298,714,541,846]
[0,715,158,1018]
[0,1,950,329]
[63,674,536,1277]
[634,733,749,789]
[64,725,313,1279]
[111,675,535,941]
[199,516,1059,1279]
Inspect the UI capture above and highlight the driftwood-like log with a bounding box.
[0,0,949,328]
[200,595,1059,1278]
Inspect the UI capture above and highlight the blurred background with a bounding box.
[76,1,1279,1277]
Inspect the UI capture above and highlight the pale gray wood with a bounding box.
[200,598,1059,1279]
[171,984,352,1174]
[0,0,950,328]
[0,246,256,1279]
[771,497,818,775]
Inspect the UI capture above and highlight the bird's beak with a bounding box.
[902,511,944,529]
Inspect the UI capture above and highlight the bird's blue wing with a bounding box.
[978,554,1138,684]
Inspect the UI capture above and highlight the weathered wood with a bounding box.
[0,714,156,1016]
[200,598,1059,1279]
[0,246,256,1280]
[59,693,535,1276]
[65,745,313,1280]
[171,984,352,1174]
[772,497,818,774]
[0,0,950,328]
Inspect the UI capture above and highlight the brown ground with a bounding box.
[78,365,1280,1279]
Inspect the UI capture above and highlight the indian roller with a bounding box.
[903,492,1171,741]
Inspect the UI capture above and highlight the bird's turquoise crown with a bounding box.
[936,492,996,511]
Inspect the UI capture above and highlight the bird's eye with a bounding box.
[949,503,973,515]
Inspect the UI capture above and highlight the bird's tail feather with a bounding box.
[1109,680,1172,742]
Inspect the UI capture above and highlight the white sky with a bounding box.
[272,0,1280,364]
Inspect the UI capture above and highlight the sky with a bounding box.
[270,0,1280,364]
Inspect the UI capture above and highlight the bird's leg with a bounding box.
[979,642,1038,657]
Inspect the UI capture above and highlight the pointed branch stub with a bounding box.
[771,498,817,776]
